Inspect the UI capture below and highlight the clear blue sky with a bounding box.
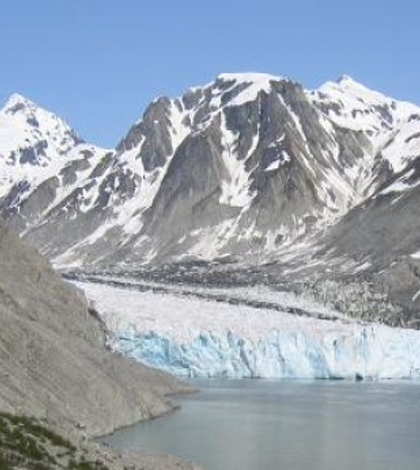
[1,0,419,147]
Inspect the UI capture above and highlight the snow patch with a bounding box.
[219,112,253,207]
[217,72,282,107]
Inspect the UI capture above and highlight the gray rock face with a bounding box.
[117,97,175,172]
[0,221,193,438]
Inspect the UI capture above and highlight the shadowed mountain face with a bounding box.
[0,220,192,438]
[1,73,420,314]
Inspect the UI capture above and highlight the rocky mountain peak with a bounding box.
[336,74,358,85]
[2,92,38,115]
[0,93,108,232]
[1,92,83,144]
[216,72,285,87]
[0,92,85,156]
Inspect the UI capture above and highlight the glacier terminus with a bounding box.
[73,278,420,380]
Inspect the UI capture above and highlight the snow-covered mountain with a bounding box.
[0,93,82,186]
[1,73,420,299]
[309,75,420,192]
[0,93,111,234]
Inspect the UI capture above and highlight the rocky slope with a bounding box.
[0,219,194,440]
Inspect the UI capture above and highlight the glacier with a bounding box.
[109,326,420,380]
[74,279,420,380]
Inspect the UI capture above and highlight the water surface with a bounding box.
[101,379,420,470]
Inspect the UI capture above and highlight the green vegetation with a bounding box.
[0,412,108,470]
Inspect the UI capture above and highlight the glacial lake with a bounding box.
[101,379,420,470]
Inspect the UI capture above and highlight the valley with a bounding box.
[1,71,420,469]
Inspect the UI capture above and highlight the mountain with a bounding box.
[1,74,420,322]
[0,219,192,438]
[0,93,111,234]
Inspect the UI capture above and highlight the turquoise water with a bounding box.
[101,379,420,470]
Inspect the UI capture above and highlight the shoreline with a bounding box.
[93,385,199,441]
[85,385,203,470]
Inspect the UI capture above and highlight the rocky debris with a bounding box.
[68,260,420,331]
[297,277,405,326]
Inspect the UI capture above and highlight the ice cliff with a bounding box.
[110,326,420,379]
